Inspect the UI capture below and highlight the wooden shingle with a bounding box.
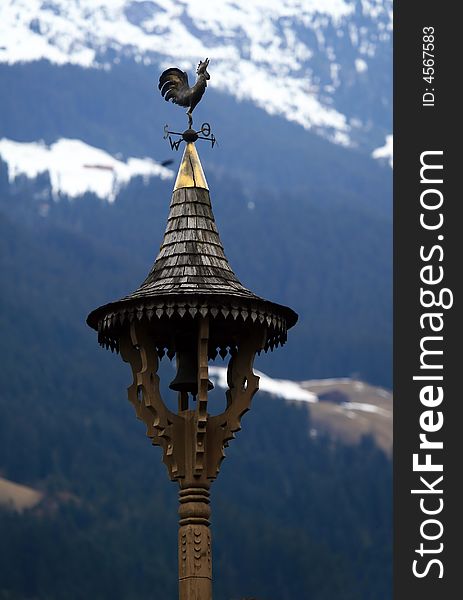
[130,179,258,300]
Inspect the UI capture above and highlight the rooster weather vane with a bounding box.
[158,58,216,150]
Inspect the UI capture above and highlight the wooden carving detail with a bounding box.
[96,299,289,356]
[207,326,265,479]
[120,319,264,485]
[178,485,212,598]
[120,322,183,480]
[195,317,209,476]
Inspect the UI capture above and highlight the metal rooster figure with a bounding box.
[159,58,210,128]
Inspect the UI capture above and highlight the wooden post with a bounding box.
[178,484,212,600]
[176,317,213,599]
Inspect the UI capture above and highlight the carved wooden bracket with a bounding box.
[207,326,265,479]
[120,319,264,485]
[194,317,209,477]
[120,321,184,480]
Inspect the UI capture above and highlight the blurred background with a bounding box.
[0,1,392,598]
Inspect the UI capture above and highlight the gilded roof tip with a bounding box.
[173,142,209,192]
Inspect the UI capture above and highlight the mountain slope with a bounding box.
[0,0,392,151]
[0,58,392,192]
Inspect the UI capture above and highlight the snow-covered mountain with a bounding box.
[0,0,392,151]
[0,137,173,201]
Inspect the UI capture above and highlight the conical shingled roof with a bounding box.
[129,142,258,300]
[87,141,297,352]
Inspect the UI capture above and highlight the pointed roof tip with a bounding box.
[174,142,208,192]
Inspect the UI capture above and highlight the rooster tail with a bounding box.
[158,68,189,104]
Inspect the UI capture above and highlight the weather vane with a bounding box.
[158,58,217,150]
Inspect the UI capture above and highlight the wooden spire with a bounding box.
[129,142,258,299]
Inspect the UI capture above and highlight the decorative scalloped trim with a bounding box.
[96,298,288,355]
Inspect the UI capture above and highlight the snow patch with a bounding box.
[372,134,393,167]
[300,377,353,387]
[0,138,173,201]
[209,366,318,403]
[341,402,390,416]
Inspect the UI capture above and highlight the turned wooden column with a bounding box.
[178,484,212,599]
[177,317,212,600]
